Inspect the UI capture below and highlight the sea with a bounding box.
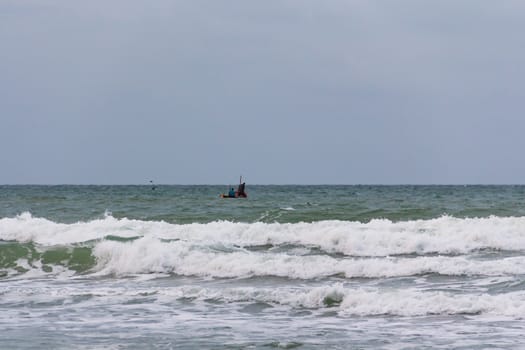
[1,185,525,349]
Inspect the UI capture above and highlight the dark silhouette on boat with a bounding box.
[221,177,247,198]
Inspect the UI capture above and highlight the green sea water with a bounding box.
[2,185,525,224]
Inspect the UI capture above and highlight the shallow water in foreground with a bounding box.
[1,185,525,349]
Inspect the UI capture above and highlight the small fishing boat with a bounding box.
[220,176,247,198]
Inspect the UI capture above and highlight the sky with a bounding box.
[2,0,525,185]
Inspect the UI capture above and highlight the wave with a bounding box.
[2,212,525,252]
[2,282,525,317]
[93,238,525,277]
[2,212,525,278]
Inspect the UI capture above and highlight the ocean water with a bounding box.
[1,185,525,349]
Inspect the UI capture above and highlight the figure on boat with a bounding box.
[221,176,248,198]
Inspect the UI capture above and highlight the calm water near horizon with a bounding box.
[1,185,525,349]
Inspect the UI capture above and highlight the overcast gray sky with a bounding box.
[2,0,525,184]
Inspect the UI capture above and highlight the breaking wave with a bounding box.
[2,282,525,317]
[1,212,525,278]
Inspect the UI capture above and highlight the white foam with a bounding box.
[164,284,525,317]
[337,288,525,317]
[0,212,164,245]
[90,236,525,278]
[3,282,525,317]
[6,258,76,280]
[2,213,525,256]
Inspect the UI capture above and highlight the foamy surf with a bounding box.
[91,237,525,278]
[2,212,525,255]
[2,282,525,317]
[2,213,525,279]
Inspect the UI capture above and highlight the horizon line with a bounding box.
[2,183,525,186]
